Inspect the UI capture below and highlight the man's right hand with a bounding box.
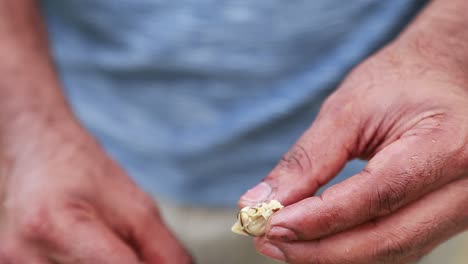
[0,129,193,264]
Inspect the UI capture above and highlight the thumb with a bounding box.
[239,101,360,207]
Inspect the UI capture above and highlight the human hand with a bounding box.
[239,31,468,263]
[0,128,192,263]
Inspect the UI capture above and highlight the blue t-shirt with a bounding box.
[41,0,427,206]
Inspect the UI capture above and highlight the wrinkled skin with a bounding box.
[0,128,193,264]
[240,32,468,263]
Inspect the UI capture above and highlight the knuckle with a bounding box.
[63,198,97,223]
[369,175,409,217]
[375,186,400,215]
[278,144,312,175]
[135,193,160,219]
[372,234,407,264]
[319,205,345,235]
[318,191,349,234]
[320,92,343,114]
[19,206,56,242]
[320,90,355,119]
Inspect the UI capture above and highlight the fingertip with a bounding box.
[238,182,272,207]
[267,203,297,229]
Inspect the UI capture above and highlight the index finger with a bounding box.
[266,133,464,241]
[239,98,360,207]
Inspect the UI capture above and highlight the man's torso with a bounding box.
[41,0,426,205]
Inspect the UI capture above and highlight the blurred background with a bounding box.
[422,234,468,264]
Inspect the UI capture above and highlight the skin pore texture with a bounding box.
[0,1,192,263]
[239,0,468,263]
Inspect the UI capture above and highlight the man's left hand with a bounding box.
[239,18,468,264]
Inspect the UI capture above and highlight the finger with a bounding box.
[126,199,193,264]
[266,132,465,241]
[239,97,360,206]
[50,217,141,264]
[96,173,193,264]
[257,177,468,264]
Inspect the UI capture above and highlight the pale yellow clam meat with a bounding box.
[231,200,284,237]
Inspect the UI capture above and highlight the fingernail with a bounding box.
[240,182,272,205]
[267,226,298,242]
[260,242,286,261]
